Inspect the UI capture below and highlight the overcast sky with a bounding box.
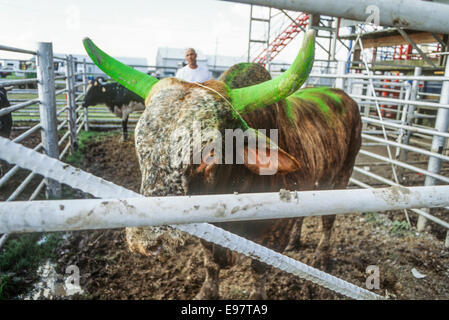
[0,0,346,65]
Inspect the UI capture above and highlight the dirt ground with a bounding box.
[2,130,449,300]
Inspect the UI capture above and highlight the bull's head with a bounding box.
[83,31,315,197]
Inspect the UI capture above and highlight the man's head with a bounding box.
[185,48,198,69]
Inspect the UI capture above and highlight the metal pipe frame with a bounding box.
[359,149,449,184]
[0,44,36,55]
[361,134,449,163]
[36,42,61,199]
[12,124,42,143]
[310,73,449,82]
[0,98,40,117]
[351,168,449,230]
[1,185,448,234]
[0,78,39,88]
[221,0,449,34]
[351,94,449,110]
[418,61,449,232]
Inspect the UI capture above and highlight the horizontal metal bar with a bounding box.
[85,118,139,123]
[7,171,36,202]
[1,185,448,234]
[57,107,68,116]
[361,134,449,162]
[58,131,70,146]
[310,73,449,82]
[87,124,134,129]
[8,89,38,94]
[418,92,441,97]
[0,78,38,88]
[349,175,449,229]
[352,94,449,110]
[0,44,36,55]
[359,149,449,184]
[57,120,68,130]
[0,98,40,116]
[59,142,71,160]
[12,124,42,144]
[362,117,449,139]
[351,80,410,87]
[29,179,45,201]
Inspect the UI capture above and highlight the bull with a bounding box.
[83,30,361,299]
[82,78,145,140]
[0,87,12,139]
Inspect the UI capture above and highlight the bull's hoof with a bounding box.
[120,136,128,142]
[249,289,267,300]
[193,286,219,300]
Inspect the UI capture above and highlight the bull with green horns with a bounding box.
[83,30,361,299]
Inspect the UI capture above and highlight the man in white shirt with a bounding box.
[175,48,212,83]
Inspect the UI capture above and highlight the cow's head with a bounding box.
[82,77,108,108]
[83,31,315,196]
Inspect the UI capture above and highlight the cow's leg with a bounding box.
[285,217,304,251]
[121,115,129,141]
[195,240,221,300]
[314,214,336,269]
[249,259,268,300]
[119,105,132,141]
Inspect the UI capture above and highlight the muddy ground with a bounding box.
[2,130,449,299]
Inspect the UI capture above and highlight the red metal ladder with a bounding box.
[253,12,310,65]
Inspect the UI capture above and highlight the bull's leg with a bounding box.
[249,259,268,300]
[195,240,221,300]
[314,214,336,270]
[285,217,304,251]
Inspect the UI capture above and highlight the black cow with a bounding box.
[82,78,145,140]
[0,87,12,139]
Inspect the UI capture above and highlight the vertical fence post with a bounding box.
[335,60,346,90]
[36,42,61,199]
[70,55,79,148]
[394,83,412,182]
[400,67,421,168]
[83,58,89,132]
[65,55,78,153]
[417,63,449,243]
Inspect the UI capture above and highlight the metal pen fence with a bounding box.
[0,42,87,246]
[307,61,449,244]
[1,40,449,299]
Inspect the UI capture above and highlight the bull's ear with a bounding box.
[102,87,106,92]
[94,80,99,86]
[243,145,300,175]
[240,129,300,175]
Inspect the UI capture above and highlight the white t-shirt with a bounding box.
[175,65,212,83]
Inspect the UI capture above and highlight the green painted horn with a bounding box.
[230,29,316,114]
[83,37,158,99]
